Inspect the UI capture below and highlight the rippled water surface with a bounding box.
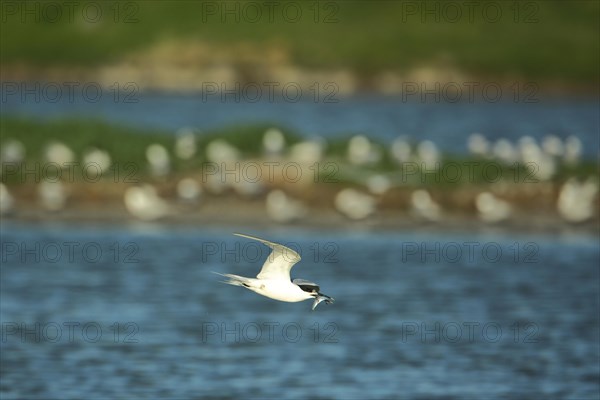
[1,222,599,399]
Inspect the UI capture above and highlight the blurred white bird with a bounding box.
[266,190,307,223]
[467,133,489,157]
[492,139,517,164]
[177,178,202,202]
[563,136,582,165]
[518,136,555,181]
[366,174,392,196]
[289,139,325,165]
[124,184,170,221]
[174,128,198,160]
[475,192,512,223]
[347,135,381,166]
[263,128,286,156]
[44,141,74,166]
[215,233,334,310]
[82,148,111,173]
[517,136,539,163]
[557,178,598,223]
[206,139,240,164]
[38,180,67,211]
[146,144,170,177]
[391,137,412,164]
[416,140,440,169]
[1,139,25,164]
[542,135,564,157]
[411,189,441,221]
[334,188,376,220]
[0,183,14,215]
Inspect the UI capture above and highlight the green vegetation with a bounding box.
[1,1,598,82]
[1,117,172,170]
[0,117,299,175]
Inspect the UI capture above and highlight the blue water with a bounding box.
[1,222,599,399]
[2,93,599,157]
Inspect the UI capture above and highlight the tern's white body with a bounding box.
[215,233,334,310]
[240,278,313,303]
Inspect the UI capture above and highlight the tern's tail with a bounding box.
[312,292,334,311]
[212,272,257,288]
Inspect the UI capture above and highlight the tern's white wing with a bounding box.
[233,233,301,281]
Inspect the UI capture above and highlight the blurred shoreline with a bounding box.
[3,181,598,236]
[2,118,598,234]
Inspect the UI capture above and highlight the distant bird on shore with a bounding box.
[557,178,598,223]
[0,139,25,164]
[263,128,286,156]
[467,133,489,157]
[44,141,74,166]
[38,180,67,211]
[367,174,392,196]
[146,144,171,177]
[492,138,517,164]
[518,136,555,180]
[174,127,198,160]
[347,135,381,166]
[0,183,14,215]
[215,233,334,311]
[563,136,582,165]
[177,178,202,203]
[83,147,111,172]
[417,140,440,168]
[335,188,376,220]
[289,139,325,165]
[266,190,307,223]
[205,139,240,164]
[124,184,170,221]
[411,189,441,221]
[542,135,564,157]
[476,192,511,223]
[391,136,412,164]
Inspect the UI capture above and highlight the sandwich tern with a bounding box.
[215,233,334,310]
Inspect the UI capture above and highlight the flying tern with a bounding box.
[215,233,334,310]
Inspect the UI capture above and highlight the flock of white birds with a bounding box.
[0,129,597,224]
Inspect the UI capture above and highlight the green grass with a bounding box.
[0,116,301,159]
[1,1,598,82]
[1,117,171,169]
